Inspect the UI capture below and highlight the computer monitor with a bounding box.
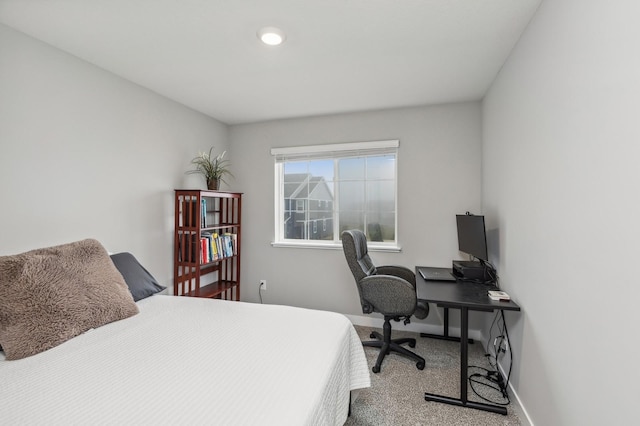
[456,213,488,262]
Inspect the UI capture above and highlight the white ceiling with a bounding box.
[0,0,541,125]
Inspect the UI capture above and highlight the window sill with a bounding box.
[271,241,401,252]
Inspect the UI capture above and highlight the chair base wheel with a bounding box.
[362,317,426,373]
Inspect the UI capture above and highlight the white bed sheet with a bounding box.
[0,295,370,425]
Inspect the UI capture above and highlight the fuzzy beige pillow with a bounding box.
[0,239,139,360]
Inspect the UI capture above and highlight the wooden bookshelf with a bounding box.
[173,190,242,300]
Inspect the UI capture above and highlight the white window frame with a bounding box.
[271,140,400,251]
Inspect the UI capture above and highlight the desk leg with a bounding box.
[420,307,475,344]
[460,307,469,404]
[425,306,507,415]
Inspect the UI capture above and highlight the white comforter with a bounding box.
[0,295,370,425]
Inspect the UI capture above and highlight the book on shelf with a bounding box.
[230,233,237,255]
[200,237,207,264]
[223,233,234,257]
[488,290,510,301]
[201,199,207,228]
[207,233,215,263]
[218,234,227,257]
[215,233,224,258]
[192,231,238,263]
[210,232,219,260]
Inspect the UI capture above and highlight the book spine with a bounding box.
[224,233,233,257]
[201,198,207,228]
[217,234,224,258]
[209,235,215,261]
[204,234,212,262]
[231,233,237,255]
[212,233,219,260]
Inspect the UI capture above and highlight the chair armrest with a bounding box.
[359,275,416,316]
[376,265,416,287]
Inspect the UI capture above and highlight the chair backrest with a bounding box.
[341,230,377,283]
[342,230,377,313]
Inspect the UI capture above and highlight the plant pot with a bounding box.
[207,178,219,190]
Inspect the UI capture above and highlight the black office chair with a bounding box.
[341,229,429,373]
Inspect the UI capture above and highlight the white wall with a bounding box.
[0,24,229,286]
[483,1,640,424]
[229,103,485,331]
[0,22,484,335]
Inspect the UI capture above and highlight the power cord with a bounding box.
[501,310,514,390]
[468,366,510,405]
[457,256,499,286]
[484,263,499,287]
[481,259,499,286]
[469,310,513,404]
[485,311,501,370]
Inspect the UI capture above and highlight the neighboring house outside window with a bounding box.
[272,140,399,250]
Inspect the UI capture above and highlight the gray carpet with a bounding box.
[345,326,523,426]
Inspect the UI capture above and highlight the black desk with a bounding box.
[416,267,521,415]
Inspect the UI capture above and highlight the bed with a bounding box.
[0,240,370,425]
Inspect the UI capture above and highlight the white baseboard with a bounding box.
[497,362,534,426]
[478,327,533,426]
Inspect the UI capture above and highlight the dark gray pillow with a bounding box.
[110,252,165,301]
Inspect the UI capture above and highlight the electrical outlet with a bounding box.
[259,279,267,291]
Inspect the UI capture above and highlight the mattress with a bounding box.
[0,295,370,425]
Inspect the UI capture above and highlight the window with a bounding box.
[272,140,399,249]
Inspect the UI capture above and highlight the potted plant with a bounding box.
[186,147,233,190]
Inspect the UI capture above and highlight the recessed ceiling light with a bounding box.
[258,27,286,46]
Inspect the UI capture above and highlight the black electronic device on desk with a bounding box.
[418,266,456,282]
[452,260,493,282]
